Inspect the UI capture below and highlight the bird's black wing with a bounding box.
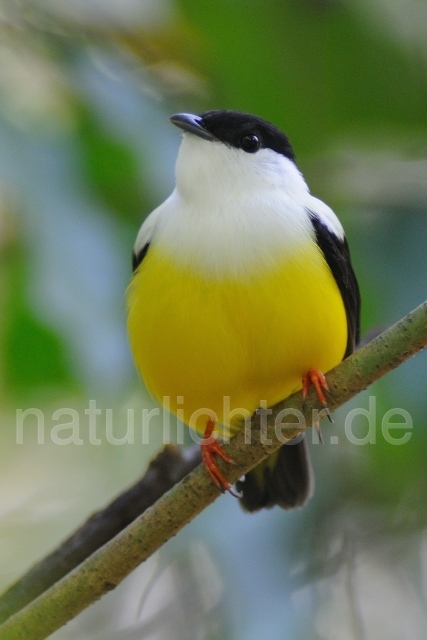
[132,208,161,273]
[308,210,361,357]
[132,242,150,272]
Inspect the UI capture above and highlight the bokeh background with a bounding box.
[1,1,427,638]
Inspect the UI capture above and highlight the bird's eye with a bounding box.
[240,133,261,153]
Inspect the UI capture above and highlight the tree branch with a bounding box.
[0,446,202,624]
[0,300,426,640]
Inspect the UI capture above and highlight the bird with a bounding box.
[127,110,360,512]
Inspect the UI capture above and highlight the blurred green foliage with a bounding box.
[4,250,75,396]
[76,105,150,221]
[0,0,426,638]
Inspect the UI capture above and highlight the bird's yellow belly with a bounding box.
[127,244,347,436]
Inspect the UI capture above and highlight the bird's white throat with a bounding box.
[135,132,344,278]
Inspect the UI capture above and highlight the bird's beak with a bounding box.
[169,113,217,142]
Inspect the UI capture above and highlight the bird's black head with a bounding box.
[170,110,296,162]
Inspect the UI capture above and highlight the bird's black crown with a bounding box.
[199,110,296,162]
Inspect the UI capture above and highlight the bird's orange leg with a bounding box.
[302,369,333,441]
[201,420,241,497]
[302,369,330,407]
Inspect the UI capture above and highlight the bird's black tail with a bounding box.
[237,435,314,512]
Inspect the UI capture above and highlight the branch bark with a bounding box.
[0,300,426,640]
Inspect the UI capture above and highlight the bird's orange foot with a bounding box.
[302,369,329,407]
[201,420,241,498]
[302,369,333,440]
